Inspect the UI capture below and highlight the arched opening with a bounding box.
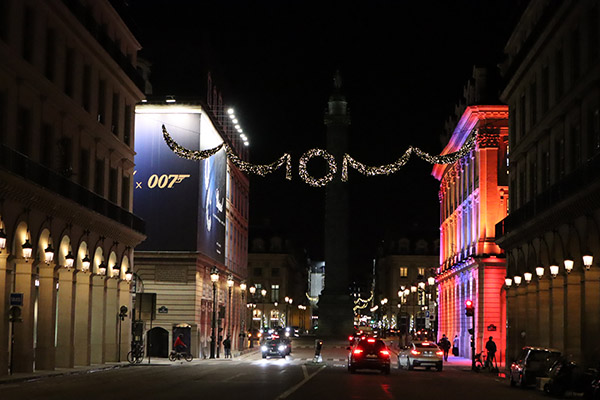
[147,327,169,358]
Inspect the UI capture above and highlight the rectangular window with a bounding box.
[17,107,31,156]
[399,267,408,278]
[541,66,549,112]
[57,137,72,177]
[556,48,564,98]
[94,159,104,195]
[109,167,118,203]
[529,80,537,125]
[121,175,130,209]
[41,123,54,167]
[111,92,119,135]
[79,149,89,188]
[65,47,75,97]
[82,64,91,111]
[22,6,34,62]
[124,104,132,145]
[270,284,280,303]
[44,28,56,81]
[97,79,106,124]
[418,267,425,277]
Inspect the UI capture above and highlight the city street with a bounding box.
[0,337,549,400]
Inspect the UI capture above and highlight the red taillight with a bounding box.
[367,338,376,343]
[436,350,444,356]
[422,342,430,346]
[348,336,354,341]
[361,336,366,340]
[411,349,421,355]
[353,349,363,355]
[380,350,390,356]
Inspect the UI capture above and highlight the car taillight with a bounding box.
[436,350,444,356]
[411,349,421,355]
[349,336,354,341]
[367,338,376,343]
[380,350,390,356]
[353,349,363,355]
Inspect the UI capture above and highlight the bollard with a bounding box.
[313,339,323,363]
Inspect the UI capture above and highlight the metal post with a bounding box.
[239,290,245,351]
[471,315,476,371]
[228,286,232,337]
[210,281,217,359]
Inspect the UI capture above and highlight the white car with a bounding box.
[398,341,444,371]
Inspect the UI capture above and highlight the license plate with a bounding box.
[366,354,378,358]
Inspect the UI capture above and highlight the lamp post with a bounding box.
[284,296,293,327]
[261,288,267,331]
[210,266,219,359]
[239,281,246,351]
[410,285,417,334]
[227,274,234,338]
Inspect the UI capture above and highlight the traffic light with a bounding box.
[465,299,474,317]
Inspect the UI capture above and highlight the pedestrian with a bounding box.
[438,334,451,361]
[201,336,208,359]
[452,335,459,357]
[223,335,232,359]
[485,336,497,370]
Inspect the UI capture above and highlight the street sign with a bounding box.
[10,293,23,306]
[158,306,168,314]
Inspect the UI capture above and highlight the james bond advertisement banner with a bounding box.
[198,149,227,263]
[134,112,201,251]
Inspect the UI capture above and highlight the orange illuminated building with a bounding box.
[433,103,509,365]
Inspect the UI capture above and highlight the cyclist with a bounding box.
[174,334,187,354]
[485,336,497,370]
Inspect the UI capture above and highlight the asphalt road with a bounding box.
[1,337,550,400]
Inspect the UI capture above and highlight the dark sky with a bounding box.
[123,0,524,281]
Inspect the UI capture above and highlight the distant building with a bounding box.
[247,236,309,332]
[0,0,145,374]
[496,0,600,367]
[433,67,509,363]
[375,237,438,338]
[133,99,249,357]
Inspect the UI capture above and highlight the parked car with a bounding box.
[348,337,391,374]
[398,341,444,371]
[510,346,561,387]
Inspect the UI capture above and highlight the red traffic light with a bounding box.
[465,299,474,316]
[465,299,473,308]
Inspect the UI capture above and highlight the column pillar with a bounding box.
[36,263,57,370]
[0,254,9,376]
[12,260,35,373]
[56,268,75,368]
[117,280,131,361]
[90,275,106,364]
[538,278,551,347]
[550,275,565,349]
[525,281,538,345]
[103,278,117,362]
[582,268,600,366]
[564,272,582,361]
[514,284,527,351]
[505,287,517,361]
[73,271,91,366]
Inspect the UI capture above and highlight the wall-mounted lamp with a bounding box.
[125,267,133,282]
[98,262,107,276]
[0,227,6,250]
[227,273,234,288]
[22,238,33,260]
[112,266,120,278]
[65,250,75,269]
[583,254,593,270]
[210,266,219,283]
[45,243,55,264]
[549,264,559,278]
[535,266,544,278]
[523,272,533,283]
[564,258,574,274]
[513,275,522,286]
[82,254,91,272]
[504,277,513,288]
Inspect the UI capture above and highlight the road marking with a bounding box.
[222,372,245,382]
[302,364,308,379]
[275,364,326,399]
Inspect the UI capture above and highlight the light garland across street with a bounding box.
[162,125,478,187]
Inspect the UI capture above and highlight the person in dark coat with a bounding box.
[485,336,497,369]
[438,334,451,361]
[223,336,232,359]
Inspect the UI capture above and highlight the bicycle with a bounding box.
[169,350,193,362]
[127,341,144,364]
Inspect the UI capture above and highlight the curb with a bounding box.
[0,363,131,385]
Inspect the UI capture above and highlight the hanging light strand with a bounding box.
[225,144,292,180]
[411,133,476,165]
[342,148,412,182]
[162,125,224,161]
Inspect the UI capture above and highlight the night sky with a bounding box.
[123,0,525,281]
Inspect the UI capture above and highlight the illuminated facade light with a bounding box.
[427,276,435,286]
[249,286,256,295]
[210,266,219,283]
[244,141,249,146]
[583,254,593,270]
[227,273,234,288]
[513,275,522,286]
[504,277,512,287]
[125,268,133,282]
[549,264,559,278]
[410,285,417,293]
[0,228,6,249]
[240,281,247,291]
[22,239,33,260]
[227,108,234,115]
[165,96,176,103]
[82,254,91,272]
[418,281,425,290]
[45,243,55,263]
[234,124,241,130]
[98,262,107,276]
[523,272,532,283]
[564,259,574,273]
[535,266,544,278]
[232,119,238,124]
[65,250,75,268]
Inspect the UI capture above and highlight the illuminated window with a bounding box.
[418,268,425,276]
[399,267,408,278]
[270,310,279,320]
[271,284,280,302]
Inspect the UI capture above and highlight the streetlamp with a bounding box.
[261,288,267,330]
[227,274,234,338]
[239,281,246,350]
[210,266,219,359]
[284,296,293,327]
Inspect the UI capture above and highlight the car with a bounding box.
[510,346,561,387]
[398,341,444,371]
[348,337,391,374]
[261,339,289,359]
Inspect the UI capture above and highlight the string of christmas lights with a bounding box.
[162,125,477,186]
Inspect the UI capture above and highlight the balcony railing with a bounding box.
[0,144,145,234]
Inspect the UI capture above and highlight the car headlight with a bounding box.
[285,332,290,337]
[261,346,268,351]
[278,345,286,351]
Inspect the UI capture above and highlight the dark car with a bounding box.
[510,346,561,387]
[348,338,391,374]
[261,339,289,359]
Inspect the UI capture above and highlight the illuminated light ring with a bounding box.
[162,125,224,160]
[298,148,337,187]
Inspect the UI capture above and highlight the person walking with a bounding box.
[438,334,451,361]
[223,335,232,359]
[452,335,459,357]
[485,336,497,371]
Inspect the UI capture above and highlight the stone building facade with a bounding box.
[0,0,145,374]
[496,0,600,367]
